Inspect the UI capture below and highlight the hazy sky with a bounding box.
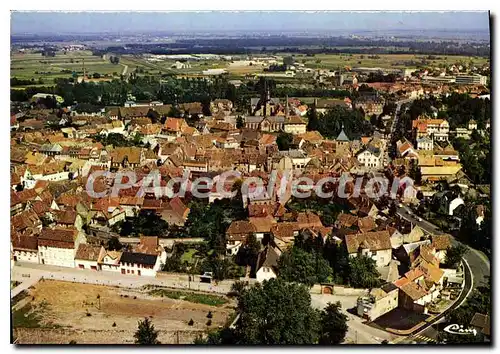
[11,11,490,34]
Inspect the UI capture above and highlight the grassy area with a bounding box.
[145,286,228,307]
[11,50,121,80]
[180,249,198,265]
[290,53,489,70]
[11,281,20,289]
[12,303,44,328]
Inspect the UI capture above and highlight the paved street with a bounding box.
[394,205,490,344]
[310,294,401,344]
[11,262,234,296]
[396,205,490,290]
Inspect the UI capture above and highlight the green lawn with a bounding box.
[145,286,228,307]
[180,248,198,265]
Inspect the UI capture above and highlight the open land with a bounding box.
[12,280,236,344]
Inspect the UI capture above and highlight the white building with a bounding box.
[38,228,85,268]
[100,250,122,273]
[255,246,280,282]
[75,244,106,271]
[11,234,39,263]
[118,252,161,277]
[356,146,382,168]
[416,136,434,151]
[455,74,487,85]
[345,231,392,268]
[283,116,307,135]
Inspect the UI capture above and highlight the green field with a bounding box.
[11,50,123,82]
[288,53,490,70]
[12,50,490,84]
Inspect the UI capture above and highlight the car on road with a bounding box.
[398,203,403,207]
[418,217,423,222]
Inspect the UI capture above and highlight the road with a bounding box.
[310,294,401,344]
[396,205,490,290]
[394,205,490,344]
[11,262,234,296]
[121,63,128,76]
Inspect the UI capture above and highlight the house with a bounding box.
[270,222,299,250]
[38,228,86,268]
[416,136,434,151]
[395,277,431,313]
[100,250,122,272]
[356,145,382,168]
[354,95,385,116]
[431,234,451,262]
[160,197,190,226]
[271,149,311,171]
[345,231,392,267]
[449,196,465,216]
[11,231,39,263]
[119,252,161,277]
[163,118,191,138]
[420,165,462,183]
[412,118,450,142]
[249,216,277,241]
[110,147,143,169]
[255,245,280,282]
[75,244,106,270]
[314,98,352,114]
[53,210,84,231]
[132,236,167,265]
[357,283,399,321]
[283,115,307,135]
[226,220,257,256]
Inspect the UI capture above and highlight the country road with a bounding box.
[121,63,128,76]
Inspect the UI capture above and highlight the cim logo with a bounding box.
[444,324,478,336]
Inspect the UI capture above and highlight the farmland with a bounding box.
[11,50,123,83]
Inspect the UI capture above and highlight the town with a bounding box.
[10,11,491,346]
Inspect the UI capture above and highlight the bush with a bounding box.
[207,311,213,319]
[112,322,116,327]
[188,319,194,326]
[206,320,212,326]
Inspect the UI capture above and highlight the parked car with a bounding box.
[200,272,213,283]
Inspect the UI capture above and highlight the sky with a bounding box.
[11,11,490,35]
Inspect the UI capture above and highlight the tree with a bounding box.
[168,106,182,118]
[233,278,320,344]
[276,132,293,151]
[278,247,332,287]
[107,236,123,251]
[444,244,468,268]
[230,280,248,297]
[306,107,319,131]
[318,302,348,344]
[236,116,244,129]
[347,255,381,288]
[409,159,422,185]
[134,317,160,344]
